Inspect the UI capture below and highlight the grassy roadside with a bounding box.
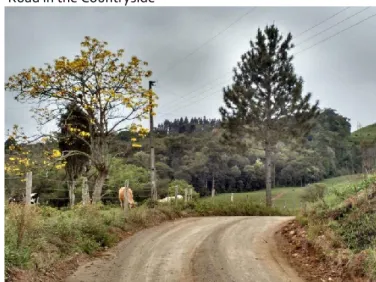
[279,173,376,281]
[5,203,191,281]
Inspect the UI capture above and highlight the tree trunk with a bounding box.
[68,180,76,207]
[211,175,215,197]
[81,177,90,205]
[92,169,107,203]
[265,147,273,207]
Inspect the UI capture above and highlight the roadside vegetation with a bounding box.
[281,173,376,281]
[5,202,188,279]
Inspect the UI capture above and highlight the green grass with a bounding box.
[320,174,367,207]
[200,187,291,203]
[351,122,376,144]
[200,175,366,212]
[194,197,287,216]
[319,174,364,189]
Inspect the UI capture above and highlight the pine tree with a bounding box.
[220,25,319,207]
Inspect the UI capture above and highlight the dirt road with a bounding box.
[66,216,302,282]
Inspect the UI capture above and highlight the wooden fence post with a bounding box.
[25,171,32,205]
[175,185,178,206]
[82,177,90,205]
[231,193,234,202]
[184,188,188,203]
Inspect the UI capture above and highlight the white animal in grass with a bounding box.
[158,195,183,202]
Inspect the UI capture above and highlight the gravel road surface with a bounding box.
[66,216,302,282]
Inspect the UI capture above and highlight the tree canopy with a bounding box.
[5,36,157,202]
[220,25,320,206]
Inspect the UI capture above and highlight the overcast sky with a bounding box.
[5,7,376,137]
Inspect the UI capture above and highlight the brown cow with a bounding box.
[119,187,135,209]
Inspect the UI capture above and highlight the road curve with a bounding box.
[66,216,303,282]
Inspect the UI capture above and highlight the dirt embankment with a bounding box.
[275,220,372,282]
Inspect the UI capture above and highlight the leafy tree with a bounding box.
[220,25,319,206]
[155,162,173,179]
[230,165,241,178]
[4,125,66,203]
[204,140,229,196]
[5,36,156,202]
[128,151,150,169]
[107,158,149,200]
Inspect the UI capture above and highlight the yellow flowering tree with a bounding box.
[130,123,149,149]
[5,36,158,203]
[5,125,66,182]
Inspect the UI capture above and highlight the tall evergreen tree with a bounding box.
[220,25,320,207]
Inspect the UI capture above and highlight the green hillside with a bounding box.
[351,123,376,143]
[200,174,364,211]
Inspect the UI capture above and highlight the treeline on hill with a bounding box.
[122,108,364,197]
[4,108,373,206]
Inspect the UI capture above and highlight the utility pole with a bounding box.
[149,80,157,201]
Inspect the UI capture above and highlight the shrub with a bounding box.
[194,198,286,216]
[301,183,327,203]
[337,211,376,252]
[296,214,308,226]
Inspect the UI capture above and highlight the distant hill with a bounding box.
[351,123,376,144]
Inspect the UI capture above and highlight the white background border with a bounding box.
[1,1,376,281]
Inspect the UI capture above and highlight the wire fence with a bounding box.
[4,174,153,208]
